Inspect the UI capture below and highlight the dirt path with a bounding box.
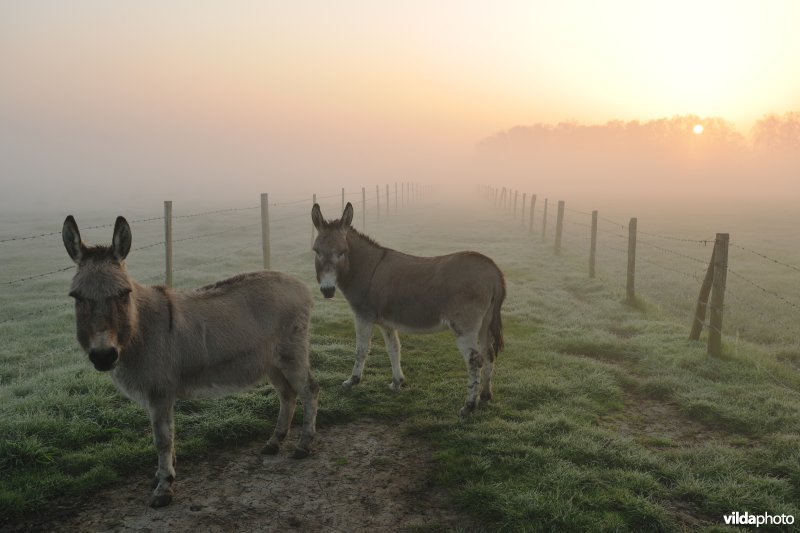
[15,422,468,532]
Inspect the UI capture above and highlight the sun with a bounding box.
[693,124,704,135]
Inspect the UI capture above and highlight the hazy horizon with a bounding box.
[1,1,799,214]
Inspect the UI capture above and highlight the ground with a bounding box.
[6,422,467,532]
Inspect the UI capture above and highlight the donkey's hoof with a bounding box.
[479,391,493,403]
[261,442,280,455]
[342,375,361,389]
[389,378,404,391]
[292,447,310,460]
[459,402,476,418]
[149,493,173,508]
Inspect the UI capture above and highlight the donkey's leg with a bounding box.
[480,345,496,403]
[281,361,319,459]
[378,325,404,390]
[478,311,495,403]
[455,331,483,417]
[343,315,373,388]
[279,342,319,459]
[262,366,297,455]
[147,397,176,507]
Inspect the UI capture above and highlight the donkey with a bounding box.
[62,216,319,507]
[311,202,505,416]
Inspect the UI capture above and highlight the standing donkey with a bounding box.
[62,216,319,507]
[311,203,505,416]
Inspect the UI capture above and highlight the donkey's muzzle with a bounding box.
[320,286,336,299]
[89,347,119,371]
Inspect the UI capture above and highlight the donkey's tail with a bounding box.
[489,270,506,357]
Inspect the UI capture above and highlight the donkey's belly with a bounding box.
[378,317,449,334]
[178,356,268,399]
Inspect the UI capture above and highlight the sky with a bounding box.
[1,1,799,211]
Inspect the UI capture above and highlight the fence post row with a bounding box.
[164,200,173,287]
[487,184,732,354]
[626,217,637,305]
[708,233,729,356]
[260,193,271,270]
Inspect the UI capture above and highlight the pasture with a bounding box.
[2,192,799,531]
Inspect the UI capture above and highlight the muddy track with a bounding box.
[7,422,471,532]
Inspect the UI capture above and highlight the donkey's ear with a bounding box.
[341,202,354,227]
[112,216,132,262]
[311,203,324,230]
[62,215,86,264]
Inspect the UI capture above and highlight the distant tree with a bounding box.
[753,112,800,152]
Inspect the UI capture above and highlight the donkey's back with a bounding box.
[160,271,313,398]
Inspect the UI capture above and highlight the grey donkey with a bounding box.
[62,216,319,507]
[311,202,505,417]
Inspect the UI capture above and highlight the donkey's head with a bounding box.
[311,202,354,298]
[62,216,136,372]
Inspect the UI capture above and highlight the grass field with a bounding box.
[2,193,800,530]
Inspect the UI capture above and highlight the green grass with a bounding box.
[2,200,800,530]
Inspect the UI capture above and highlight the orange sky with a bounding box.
[1,1,799,208]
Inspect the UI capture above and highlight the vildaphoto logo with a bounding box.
[723,511,795,527]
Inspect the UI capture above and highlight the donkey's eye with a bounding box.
[337,251,346,259]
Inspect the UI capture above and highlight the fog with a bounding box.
[1,2,799,223]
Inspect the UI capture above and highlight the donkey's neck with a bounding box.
[337,231,386,298]
[123,280,175,353]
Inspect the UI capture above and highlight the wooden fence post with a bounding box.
[385,184,389,216]
[555,201,565,255]
[708,233,729,356]
[589,210,598,278]
[529,194,536,233]
[311,193,316,248]
[341,188,345,213]
[513,190,518,220]
[376,185,381,223]
[626,217,637,305]
[541,199,548,240]
[521,193,527,227]
[361,187,366,230]
[260,193,270,270]
[690,246,716,340]
[395,182,398,210]
[164,200,173,287]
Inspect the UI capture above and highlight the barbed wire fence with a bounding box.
[0,183,429,328]
[0,182,433,384]
[484,185,800,356]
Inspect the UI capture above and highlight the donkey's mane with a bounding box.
[347,227,384,250]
